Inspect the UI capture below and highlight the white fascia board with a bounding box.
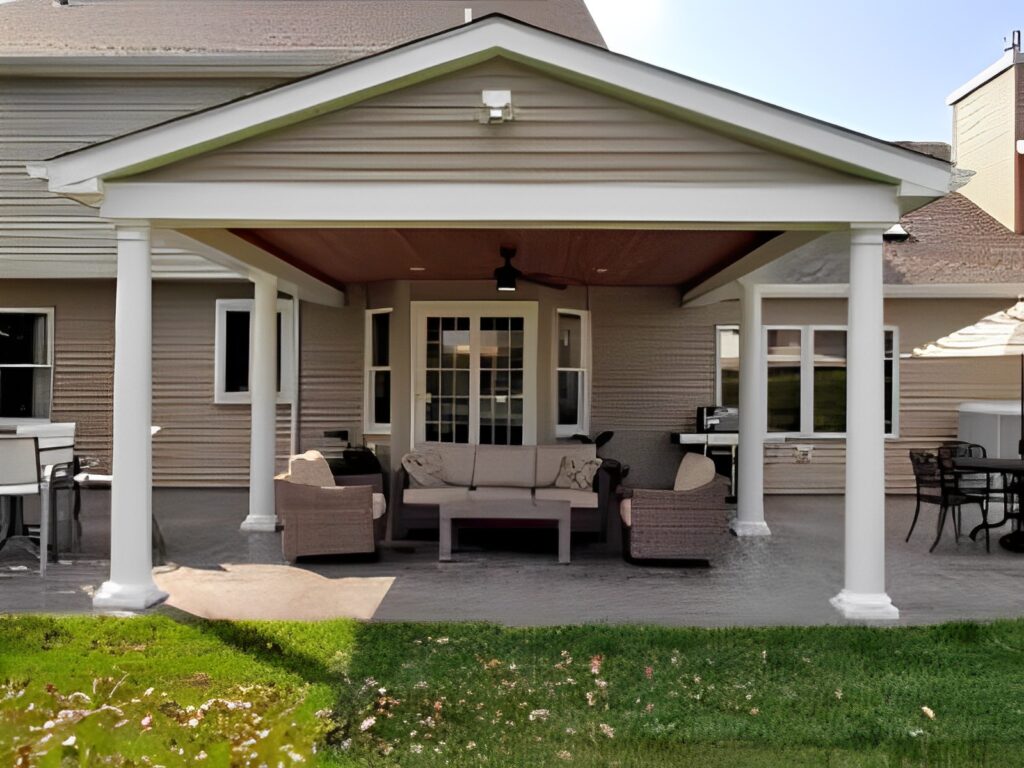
[747,283,1024,300]
[161,229,345,307]
[100,181,902,226]
[946,49,1023,105]
[38,17,950,197]
[682,230,829,305]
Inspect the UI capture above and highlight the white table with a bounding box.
[439,498,571,564]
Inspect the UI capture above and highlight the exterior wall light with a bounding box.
[481,90,513,124]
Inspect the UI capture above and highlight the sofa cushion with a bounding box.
[286,450,335,488]
[417,443,476,487]
[371,493,387,520]
[535,444,597,488]
[403,486,470,506]
[402,451,446,488]
[674,453,716,492]
[468,487,534,502]
[554,456,603,490]
[472,445,536,488]
[619,498,632,527]
[534,487,599,509]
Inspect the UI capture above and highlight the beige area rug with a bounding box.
[153,564,394,621]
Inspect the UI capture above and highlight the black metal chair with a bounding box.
[907,448,988,553]
[941,441,994,551]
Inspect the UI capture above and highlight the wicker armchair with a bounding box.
[275,451,386,562]
[618,454,730,562]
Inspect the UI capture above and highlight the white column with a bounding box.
[93,224,168,610]
[240,271,279,532]
[831,227,898,620]
[732,280,770,536]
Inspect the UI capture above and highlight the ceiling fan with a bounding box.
[493,245,578,292]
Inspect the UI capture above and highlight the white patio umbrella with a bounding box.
[913,297,1024,458]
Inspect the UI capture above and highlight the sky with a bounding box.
[584,0,1022,143]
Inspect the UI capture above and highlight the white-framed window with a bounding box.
[715,324,739,408]
[555,309,591,438]
[0,308,54,421]
[214,298,294,405]
[365,308,392,434]
[763,325,898,438]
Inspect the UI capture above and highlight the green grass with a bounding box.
[3,616,1024,766]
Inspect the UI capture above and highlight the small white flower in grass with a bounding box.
[359,716,376,732]
[835,689,843,700]
[761,650,767,663]
[595,679,608,689]
[599,723,615,739]
[585,692,596,707]
[410,744,423,754]
[140,714,153,730]
[435,637,450,645]
[196,751,207,761]
[749,708,760,716]
[909,729,923,737]
[565,727,576,735]
[556,750,573,761]
[258,729,271,739]
[529,709,550,722]
[188,718,200,728]
[922,706,936,720]
[466,741,477,750]
[340,739,352,751]
[61,736,76,747]
[414,681,428,690]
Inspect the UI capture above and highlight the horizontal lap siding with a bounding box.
[137,58,845,185]
[0,76,278,276]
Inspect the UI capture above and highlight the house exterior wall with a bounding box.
[135,58,850,186]
[952,67,1018,232]
[0,74,280,278]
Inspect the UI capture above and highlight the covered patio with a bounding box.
[2,489,1022,626]
[27,15,953,620]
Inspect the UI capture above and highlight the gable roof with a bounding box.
[31,14,951,203]
[0,0,605,55]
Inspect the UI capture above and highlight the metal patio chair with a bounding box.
[907,448,987,553]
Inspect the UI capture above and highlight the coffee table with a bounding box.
[439,498,571,564]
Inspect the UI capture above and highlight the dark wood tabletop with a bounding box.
[953,457,1024,474]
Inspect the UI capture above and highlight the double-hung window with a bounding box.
[555,309,590,438]
[715,325,740,408]
[365,308,392,434]
[763,325,897,437]
[214,298,294,404]
[0,309,53,420]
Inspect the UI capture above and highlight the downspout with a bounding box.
[289,297,301,457]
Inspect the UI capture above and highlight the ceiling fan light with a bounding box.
[495,266,518,291]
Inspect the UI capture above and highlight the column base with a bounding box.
[730,520,771,537]
[240,515,279,533]
[93,580,168,611]
[830,589,899,621]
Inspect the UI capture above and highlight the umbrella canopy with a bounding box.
[913,298,1024,358]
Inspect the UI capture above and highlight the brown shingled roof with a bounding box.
[886,192,1024,284]
[0,0,606,55]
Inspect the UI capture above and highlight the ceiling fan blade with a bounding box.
[520,273,569,290]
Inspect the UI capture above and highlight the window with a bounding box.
[715,325,739,408]
[764,325,897,437]
[555,309,590,438]
[214,299,294,404]
[365,308,392,434]
[0,309,53,420]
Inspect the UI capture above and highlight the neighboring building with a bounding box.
[1,2,1020,503]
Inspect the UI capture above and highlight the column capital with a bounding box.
[849,223,891,246]
[112,221,151,240]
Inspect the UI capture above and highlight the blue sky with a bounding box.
[584,0,1022,142]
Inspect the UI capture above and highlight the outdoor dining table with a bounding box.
[953,457,1024,553]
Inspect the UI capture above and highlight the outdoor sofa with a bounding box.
[274,450,387,561]
[618,452,730,563]
[396,443,616,539]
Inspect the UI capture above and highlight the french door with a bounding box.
[412,302,538,447]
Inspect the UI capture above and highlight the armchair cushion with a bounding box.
[286,450,336,487]
[401,451,447,488]
[673,452,716,492]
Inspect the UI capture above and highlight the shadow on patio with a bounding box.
[1,488,1022,626]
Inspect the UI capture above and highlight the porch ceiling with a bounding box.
[229,227,780,288]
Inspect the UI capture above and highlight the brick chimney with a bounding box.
[947,31,1024,234]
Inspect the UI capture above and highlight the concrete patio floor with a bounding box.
[1,488,1022,626]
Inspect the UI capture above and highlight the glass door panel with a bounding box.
[479,316,525,445]
[423,316,471,444]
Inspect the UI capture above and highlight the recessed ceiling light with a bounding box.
[595,268,609,274]
[410,267,426,272]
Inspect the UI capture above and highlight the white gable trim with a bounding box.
[32,16,949,199]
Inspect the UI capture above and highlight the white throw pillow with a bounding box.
[402,451,447,488]
[673,453,716,492]
[554,456,602,490]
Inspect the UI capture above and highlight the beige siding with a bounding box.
[137,58,850,185]
[953,68,1017,231]
[0,75,279,277]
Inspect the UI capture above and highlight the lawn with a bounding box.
[2,615,1024,766]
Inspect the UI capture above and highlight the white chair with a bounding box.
[16,422,76,564]
[0,436,48,575]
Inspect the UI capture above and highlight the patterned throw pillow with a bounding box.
[554,456,603,490]
[401,451,447,488]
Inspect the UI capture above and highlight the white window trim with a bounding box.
[714,323,739,407]
[0,307,55,424]
[364,308,393,435]
[410,301,539,450]
[214,298,294,405]
[762,324,899,439]
[555,308,591,438]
